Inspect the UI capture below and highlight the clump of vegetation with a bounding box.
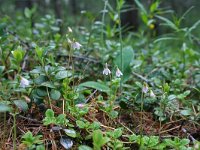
[0,0,200,149]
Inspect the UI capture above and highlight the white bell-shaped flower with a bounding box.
[116,67,123,77]
[20,76,30,88]
[68,27,72,33]
[142,82,148,94]
[150,90,156,98]
[71,41,82,50]
[103,63,111,75]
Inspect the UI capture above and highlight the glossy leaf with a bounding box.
[55,70,72,80]
[78,145,92,150]
[63,129,77,138]
[50,89,61,100]
[13,100,28,111]
[0,104,12,112]
[78,81,110,93]
[93,130,110,150]
[60,137,73,149]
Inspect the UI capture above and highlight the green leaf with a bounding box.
[163,83,170,93]
[76,120,86,129]
[147,136,160,147]
[21,131,43,148]
[141,13,148,24]
[154,37,178,43]
[50,26,60,32]
[156,15,178,31]
[188,20,200,34]
[180,109,192,116]
[41,82,55,88]
[30,67,43,74]
[78,81,110,93]
[78,145,93,150]
[36,145,45,150]
[135,0,147,15]
[164,139,175,147]
[34,75,48,85]
[56,114,66,125]
[36,88,48,97]
[129,134,137,142]
[35,47,44,59]
[0,66,5,74]
[184,90,191,96]
[0,22,7,34]
[113,128,123,139]
[143,136,150,145]
[50,89,61,100]
[13,100,28,111]
[21,131,33,140]
[43,109,56,125]
[114,46,134,82]
[168,95,176,101]
[93,130,110,150]
[63,129,77,138]
[55,70,72,80]
[180,139,190,146]
[89,121,100,130]
[109,110,118,119]
[150,1,160,13]
[114,46,134,71]
[24,8,31,18]
[0,104,12,112]
[12,49,25,63]
[45,109,54,118]
[22,131,34,146]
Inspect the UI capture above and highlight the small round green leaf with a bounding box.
[63,129,77,138]
[36,88,48,97]
[50,89,61,100]
[34,75,48,85]
[55,70,72,80]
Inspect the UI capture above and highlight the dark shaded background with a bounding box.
[0,0,199,34]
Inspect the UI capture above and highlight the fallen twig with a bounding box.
[85,89,98,103]
[159,125,181,134]
[17,115,42,123]
[132,71,150,83]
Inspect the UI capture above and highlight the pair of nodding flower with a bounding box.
[103,63,123,77]
[142,82,156,98]
[67,27,82,50]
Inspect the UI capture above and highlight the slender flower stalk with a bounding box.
[13,113,17,150]
[140,82,148,144]
[117,0,124,94]
[140,91,144,145]
[101,0,108,47]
